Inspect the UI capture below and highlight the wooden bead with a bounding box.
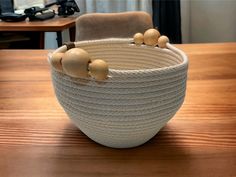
[62,48,91,78]
[143,29,160,46]
[133,33,144,45]
[89,59,108,81]
[50,52,64,72]
[158,35,169,48]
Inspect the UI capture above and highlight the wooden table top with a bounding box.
[0,15,78,32]
[0,43,236,177]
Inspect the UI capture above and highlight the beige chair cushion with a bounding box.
[76,11,153,41]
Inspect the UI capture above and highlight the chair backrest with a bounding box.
[76,11,153,41]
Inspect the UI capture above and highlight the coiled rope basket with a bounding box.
[48,38,188,148]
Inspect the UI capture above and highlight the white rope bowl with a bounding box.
[48,38,188,148]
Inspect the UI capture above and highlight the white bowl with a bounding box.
[49,38,188,148]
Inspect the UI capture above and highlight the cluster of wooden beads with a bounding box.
[50,47,108,81]
[133,28,169,48]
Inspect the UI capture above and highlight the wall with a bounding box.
[181,0,236,43]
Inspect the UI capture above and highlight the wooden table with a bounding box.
[0,43,236,177]
[0,15,78,48]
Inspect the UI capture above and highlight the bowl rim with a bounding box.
[48,38,188,77]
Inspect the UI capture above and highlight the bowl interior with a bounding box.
[78,43,184,70]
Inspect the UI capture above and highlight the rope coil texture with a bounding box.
[49,38,188,148]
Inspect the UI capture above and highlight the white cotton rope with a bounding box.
[49,38,188,148]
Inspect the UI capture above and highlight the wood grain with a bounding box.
[0,16,77,49]
[0,16,78,32]
[0,43,236,177]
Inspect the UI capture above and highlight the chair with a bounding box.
[75,11,153,41]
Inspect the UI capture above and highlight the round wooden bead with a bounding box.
[89,59,109,81]
[62,48,91,78]
[158,35,169,48]
[50,52,64,72]
[143,28,160,46]
[133,33,144,45]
